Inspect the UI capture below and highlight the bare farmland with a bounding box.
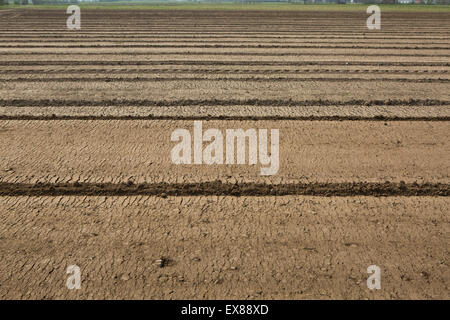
[0,8,448,299]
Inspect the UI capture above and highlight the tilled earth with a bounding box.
[0,196,448,299]
[0,8,448,299]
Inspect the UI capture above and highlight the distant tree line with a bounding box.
[0,0,79,4]
[297,0,449,3]
[1,0,449,5]
[31,0,79,4]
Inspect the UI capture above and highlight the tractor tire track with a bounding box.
[1,98,448,107]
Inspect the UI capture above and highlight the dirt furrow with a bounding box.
[1,60,447,67]
[1,68,449,75]
[2,77,449,84]
[1,44,449,50]
[3,52,449,58]
[2,105,449,121]
[1,98,448,107]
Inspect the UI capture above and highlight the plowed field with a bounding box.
[0,8,448,299]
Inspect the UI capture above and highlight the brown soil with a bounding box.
[0,181,448,197]
[1,98,448,107]
[0,8,448,300]
[0,120,448,184]
[0,196,448,299]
